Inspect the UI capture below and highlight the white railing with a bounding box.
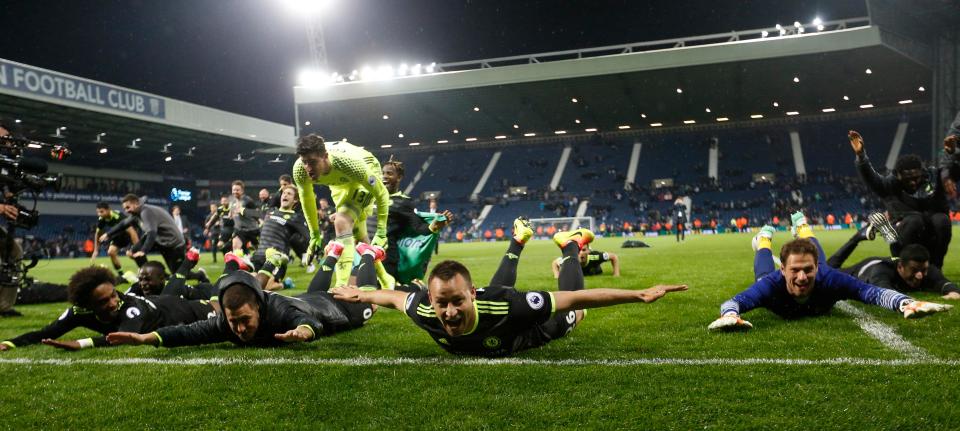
[436,17,870,73]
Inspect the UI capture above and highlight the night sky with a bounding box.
[1,0,867,124]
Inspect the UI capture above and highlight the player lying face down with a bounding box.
[709,212,952,332]
[1,267,217,352]
[107,246,380,348]
[333,219,686,357]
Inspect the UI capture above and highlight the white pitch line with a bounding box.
[835,301,932,360]
[1,356,957,367]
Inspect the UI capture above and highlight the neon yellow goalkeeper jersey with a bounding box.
[292,140,389,239]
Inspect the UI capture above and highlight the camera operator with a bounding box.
[0,123,24,317]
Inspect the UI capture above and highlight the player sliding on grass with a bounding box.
[333,217,686,357]
[709,212,953,332]
[0,266,217,352]
[826,213,960,300]
[106,241,383,348]
[293,134,394,290]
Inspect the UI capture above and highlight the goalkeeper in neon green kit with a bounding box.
[293,134,394,289]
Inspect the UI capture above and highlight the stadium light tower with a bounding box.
[281,0,335,70]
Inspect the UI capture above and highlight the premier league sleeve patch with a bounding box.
[368,175,377,186]
[525,292,545,310]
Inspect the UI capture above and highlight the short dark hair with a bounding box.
[222,285,258,311]
[141,261,167,277]
[296,134,327,157]
[384,155,405,177]
[779,238,819,266]
[68,266,116,306]
[95,202,110,210]
[121,194,139,204]
[899,244,930,265]
[232,180,245,189]
[428,260,473,286]
[894,154,923,173]
[279,174,293,183]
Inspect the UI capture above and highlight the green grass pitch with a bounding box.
[2,228,960,429]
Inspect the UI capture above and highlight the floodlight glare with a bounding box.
[297,68,329,86]
[279,0,333,16]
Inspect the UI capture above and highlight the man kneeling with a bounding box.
[333,217,686,357]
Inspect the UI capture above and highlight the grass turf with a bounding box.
[2,228,960,429]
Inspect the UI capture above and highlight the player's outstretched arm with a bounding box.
[551,258,561,279]
[552,285,687,313]
[900,300,953,319]
[608,252,621,277]
[274,325,315,343]
[708,312,753,332]
[331,286,408,310]
[106,331,160,346]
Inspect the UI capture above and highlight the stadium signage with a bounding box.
[0,59,166,119]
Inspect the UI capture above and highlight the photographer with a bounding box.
[0,123,24,317]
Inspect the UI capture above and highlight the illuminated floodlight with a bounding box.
[411,64,422,75]
[716,117,729,122]
[899,100,913,104]
[761,30,769,38]
[650,123,663,127]
[465,137,478,142]
[786,111,799,116]
[279,0,334,16]
[425,62,436,73]
[859,104,874,109]
[297,68,327,86]
[585,128,598,132]
[554,130,567,135]
[377,65,394,79]
[822,108,836,112]
[523,132,536,137]
[494,135,507,139]
[360,66,374,80]
[618,125,630,130]
[397,63,409,76]
[750,114,763,119]
[793,76,800,83]
[683,120,696,124]
[437,140,448,144]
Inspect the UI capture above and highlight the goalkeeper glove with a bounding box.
[372,229,388,249]
[901,300,953,319]
[708,313,753,332]
[305,231,323,264]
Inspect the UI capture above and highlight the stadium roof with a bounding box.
[294,17,932,152]
[0,58,296,178]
